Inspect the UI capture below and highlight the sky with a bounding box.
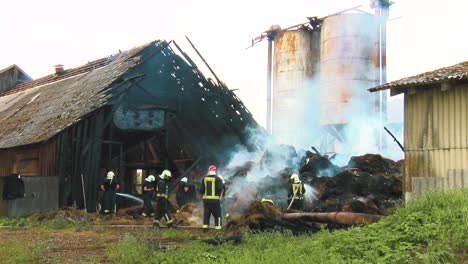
[1,0,467,128]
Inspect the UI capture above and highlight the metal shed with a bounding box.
[369,61,468,200]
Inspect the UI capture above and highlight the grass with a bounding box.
[0,213,93,230]
[106,188,468,264]
[0,237,49,264]
[160,228,202,240]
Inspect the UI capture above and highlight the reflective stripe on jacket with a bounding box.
[200,175,223,200]
[156,179,168,198]
[288,183,305,200]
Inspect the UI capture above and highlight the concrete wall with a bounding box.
[0,176,59,217]
[404,82,468,199]
[410,169,468,199]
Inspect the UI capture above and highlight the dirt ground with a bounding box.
[0,225,202,263]
[0,227,118,263]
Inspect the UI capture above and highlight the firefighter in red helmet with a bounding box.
[200,165,224,231]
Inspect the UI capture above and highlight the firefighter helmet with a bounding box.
[290,174,299,183]
[160,170,172,178]
[107,171,115,179]
[208,165,217,175]
[146,175,156,182]
[180,177,188,183]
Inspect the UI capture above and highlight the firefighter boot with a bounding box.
[153,220,160,230]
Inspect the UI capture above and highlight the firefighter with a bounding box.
[142,175,156,217]
[100,171,120,215]
[261,197,275,205]
[153,170,174,229]
[287,174,305,210]
[200,165,224,231]
[176,177,196,208]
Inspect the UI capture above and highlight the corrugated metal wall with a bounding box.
[404,82,468,193]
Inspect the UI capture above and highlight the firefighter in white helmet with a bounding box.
[100,171,120,215]
[142,175,156,217]
[153,170,174,229]
[176,177,196,208]
[287,173,305,210]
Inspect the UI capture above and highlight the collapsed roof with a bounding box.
[0,40,262,163]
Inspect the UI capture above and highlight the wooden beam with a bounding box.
[147,141,159,161]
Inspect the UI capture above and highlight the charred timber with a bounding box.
[282,212,384,225]
[384,126,404,151]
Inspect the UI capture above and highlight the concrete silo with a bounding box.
[272,28,320,146]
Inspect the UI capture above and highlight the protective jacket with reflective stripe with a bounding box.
[288,182,305,200]
[156,179,168,198]
[200,175,223,200]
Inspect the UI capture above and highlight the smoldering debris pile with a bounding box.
[224,151,403,221]
[225,200,320,234]
[28,207,91,222]
[173,203,203,226]
[306,153,403,215]
[220,151,402,232]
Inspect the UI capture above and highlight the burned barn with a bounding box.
[370,61,468,200]
[0,40,260,216]
[0,64,32,94]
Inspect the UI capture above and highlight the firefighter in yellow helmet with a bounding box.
[200,165,224,231]
[261,197,275,205]
[153,170,174,229]
[287,174,305,210]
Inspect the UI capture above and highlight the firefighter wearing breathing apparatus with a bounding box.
[153,170,174,229]
[288,174,305,210]
[200,165,224,231]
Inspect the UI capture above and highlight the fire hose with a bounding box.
[286,186,299,210]
[282,212,384,225]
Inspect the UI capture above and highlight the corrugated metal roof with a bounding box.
[369,61,468,92]
[0,42,150,149]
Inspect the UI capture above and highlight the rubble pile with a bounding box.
[173,203,203,226]
[304,154,403,215]
[28,207,90,222]
[225,200,320,234]
[226,152,402,217]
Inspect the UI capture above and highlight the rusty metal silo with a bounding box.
[272,28,320,146]
[320,13,379,127]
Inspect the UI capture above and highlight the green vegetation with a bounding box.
[107,188,468,264]
[106,234,160,263]
[0,213,93,230]
[160,228,202,240]
[0,237,49,264]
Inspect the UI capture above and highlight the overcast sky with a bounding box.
[1,0,467,127]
